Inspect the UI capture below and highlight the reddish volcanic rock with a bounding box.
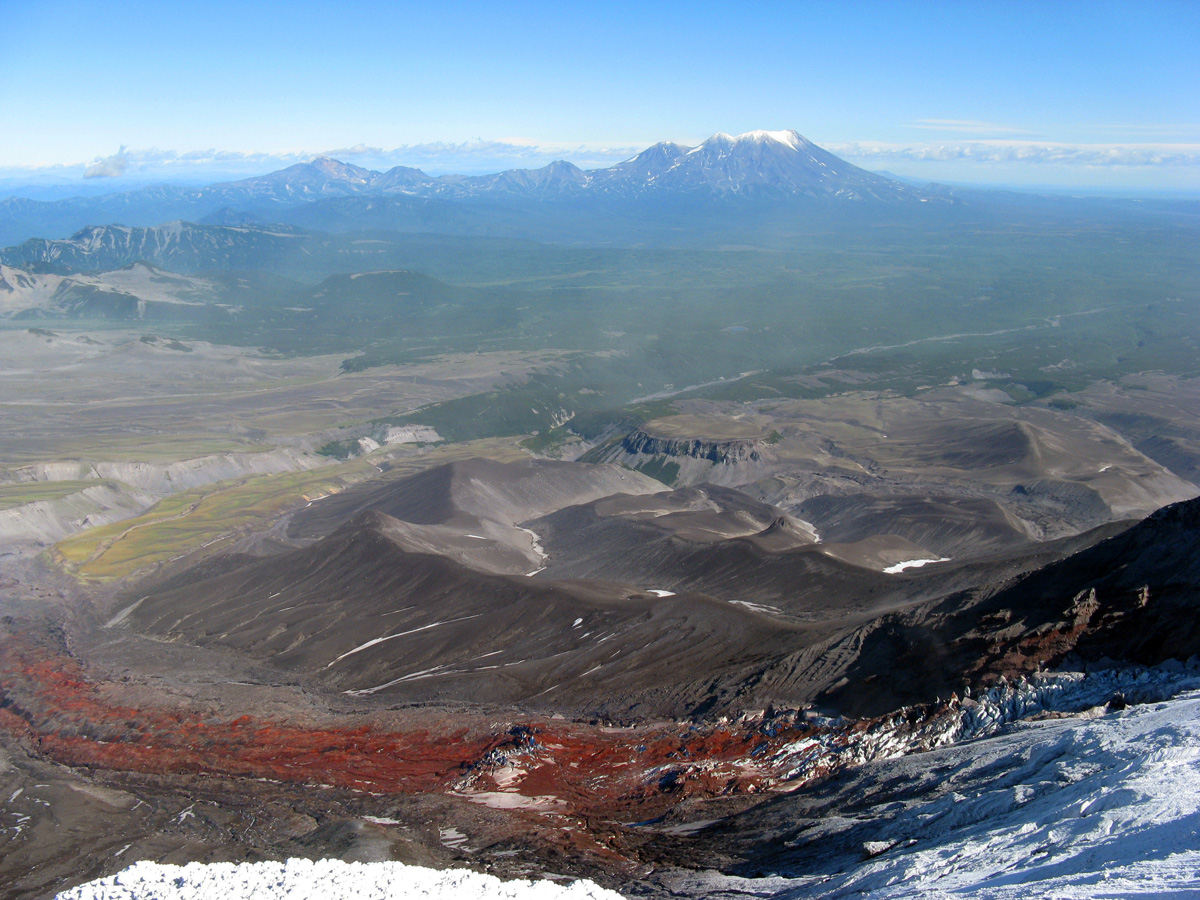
[0,630,972,841]
[0,636,497,793]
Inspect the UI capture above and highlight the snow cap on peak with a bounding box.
[736,129,805,147]
[691,130,808,154]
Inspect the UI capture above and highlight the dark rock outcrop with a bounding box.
[621,429,764,464]
[820,495,1200,715]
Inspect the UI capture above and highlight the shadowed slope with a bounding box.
[820,496,1200,716]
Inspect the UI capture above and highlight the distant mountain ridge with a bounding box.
[212,129,920,203]
[0,130,938,246]
[0,221,312,274]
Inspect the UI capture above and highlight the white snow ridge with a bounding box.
[745,686,1200,899]
[737,129,803,147]
[55,859,626,900]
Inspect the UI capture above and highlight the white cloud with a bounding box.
[83,146,129,178]
[828,140,1200,167]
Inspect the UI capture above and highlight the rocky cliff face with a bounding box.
[621,429,765,464]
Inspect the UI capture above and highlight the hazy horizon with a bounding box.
[2,0,1196,196]
[2,130,1198,203]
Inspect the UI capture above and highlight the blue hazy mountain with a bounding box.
[0,130,934,246]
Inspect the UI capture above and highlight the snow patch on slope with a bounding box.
[883,556,950,574]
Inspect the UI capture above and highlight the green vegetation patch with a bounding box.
[55,466,373,581]
[317,439,361,460]
[630,457,681,486]
[521,426,574,455]
[53,438,529,583]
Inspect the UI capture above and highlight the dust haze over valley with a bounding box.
[1,123,1199,900]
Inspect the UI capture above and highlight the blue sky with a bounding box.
[2,0,1197,192]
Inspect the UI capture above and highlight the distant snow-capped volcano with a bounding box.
[201,129,926,204]
[588,129,914,199]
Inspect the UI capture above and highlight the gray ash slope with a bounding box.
[125,506,808,718]
[285,457,666,543]
[113,457,1196,721]
[528,483,1132,613]
[796,494,1042,559]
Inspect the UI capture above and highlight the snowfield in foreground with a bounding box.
[54,859,626,900]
